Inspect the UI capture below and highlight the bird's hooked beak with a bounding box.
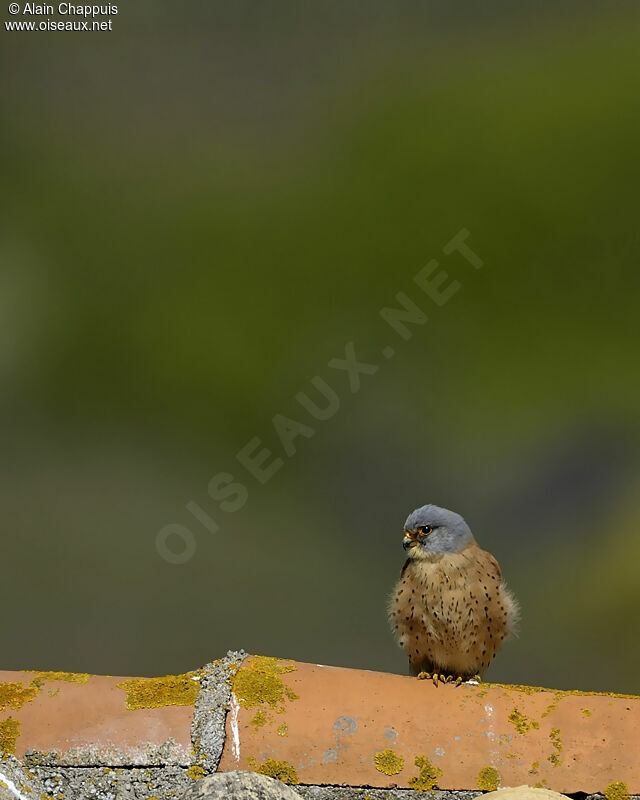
[403,529,418,550]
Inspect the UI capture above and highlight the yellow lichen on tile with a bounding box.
[251,710,269,729]
[30,672,90,688]
[231,656,298,713]
[373,749,404,776]
[186,765,205,780]
[1,673,91,715]
[249,756,299,785]
[492,682,639,700]
[477,766,501,791]
[408,755,442,791]
[582,708,592,717]
[605,781,629,800]
[277,723,288,737]
[541,692,563,718]
[548,727,562,766]
[508,708,540,735]
[0,682,39,712]
[529,760,540,775]
[117,671,201,709]
[0,716,21,754]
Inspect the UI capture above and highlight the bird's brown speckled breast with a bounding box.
[389,543,513,677]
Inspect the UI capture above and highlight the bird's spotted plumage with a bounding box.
[389,504,518,681]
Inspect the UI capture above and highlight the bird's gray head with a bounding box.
[403,504,474,558]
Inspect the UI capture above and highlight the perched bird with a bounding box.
[389,504,518,685]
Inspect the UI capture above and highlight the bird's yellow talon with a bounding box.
[418,671,464,687]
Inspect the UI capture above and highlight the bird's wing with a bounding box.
[481,550,503,581]
[475,547,520,636]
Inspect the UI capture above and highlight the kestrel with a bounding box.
[389,504,518,685]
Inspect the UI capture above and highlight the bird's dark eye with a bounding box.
[418,525,432,535]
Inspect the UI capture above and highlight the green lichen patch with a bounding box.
[477,766,500,790]
[605,781,629,800]
[508,708,540,735]
[0,716,21,754]
[117,671,201,709]
[0,682,39,711]
[547,727,562,766]
[373,749,404,776]
[408,755,442,791]
[231,656,298,713]
[249,756,299,785]
[529,760,540,775]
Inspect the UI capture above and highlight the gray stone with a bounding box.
[1,755,45,800]
[1,755,193,800]
[480,789,568,800]
[181,770,302,799]
[191,649,247,775]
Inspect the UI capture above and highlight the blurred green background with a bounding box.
[2,1,639,693]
